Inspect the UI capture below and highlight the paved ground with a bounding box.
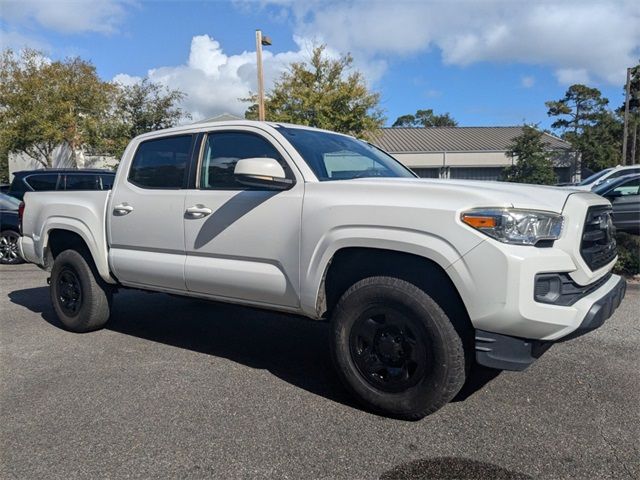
[1,264,638,480]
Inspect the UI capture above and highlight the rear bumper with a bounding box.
[18,235,38,265]
[476,276,626,371]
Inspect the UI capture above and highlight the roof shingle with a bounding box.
[372,127,571,153]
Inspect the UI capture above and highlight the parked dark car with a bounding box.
[593,173,640,234]
[7,169,115,201]
[0,193,23,264]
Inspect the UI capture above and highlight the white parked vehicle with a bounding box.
[573,165,640,190]
[19,121,626,419]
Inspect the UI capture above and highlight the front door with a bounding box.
[108,134,196,291]
[183,128,303,308]
[609,177,640,232]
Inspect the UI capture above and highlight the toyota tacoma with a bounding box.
[19,121,626,419]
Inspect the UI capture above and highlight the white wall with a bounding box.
[8,144,117,180]
[393,151,512,168]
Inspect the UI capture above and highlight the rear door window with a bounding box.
[25,174,60,191]
[99,174,115,190]
[129,135,193,189]
[64,174,101,190]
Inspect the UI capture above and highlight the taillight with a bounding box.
[18,201,25,234]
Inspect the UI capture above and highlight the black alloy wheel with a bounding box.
[57,267,83,316]
[0,231,22,265]
[349,309,429,393]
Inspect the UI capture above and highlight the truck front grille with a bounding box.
[580,205,617,271]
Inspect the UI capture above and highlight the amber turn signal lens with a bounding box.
[461,214,497,228]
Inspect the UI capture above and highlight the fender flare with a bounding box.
[299,225,479,317]
[41,217,115,284]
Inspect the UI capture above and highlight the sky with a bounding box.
[1,0,639,129]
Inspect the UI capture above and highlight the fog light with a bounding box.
[534,274,561,304]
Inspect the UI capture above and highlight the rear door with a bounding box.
[183,127,303,308]
[108,134,197,291]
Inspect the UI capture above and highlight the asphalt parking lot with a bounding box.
[1,264,638,480]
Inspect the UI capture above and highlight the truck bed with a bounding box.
[20,190,115,283]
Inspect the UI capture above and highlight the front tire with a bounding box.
[331,276,466,420]
[50,249,112,332]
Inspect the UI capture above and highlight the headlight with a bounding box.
[461,208,563,245]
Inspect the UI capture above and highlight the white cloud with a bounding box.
[0,28,50,51]
[0,0,133,34]
[259,0,640,86]
[113,34,343,121]
[521,76,535,88]
[112,73,142,87]
[555,68,591,86]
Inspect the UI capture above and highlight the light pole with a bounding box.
[622,67,631,165]
[255,30,272,121]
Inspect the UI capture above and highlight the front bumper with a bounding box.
[475,276,626,371]
[560,275,626,341]
[449,193,620,341]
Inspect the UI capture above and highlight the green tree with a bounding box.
[502,126,557,185]
[0,144,9,184]
[580,111,624,172]
[244,45,383,137]
[100,79,190,159]
[0,48,114,167]
[392,109,457,127]
[546,84,609,141]
[546,84,624,173]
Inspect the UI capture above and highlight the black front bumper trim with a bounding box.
[476,276,627,371]
[534,272,611,306]
[559,275,626,341]
[475,331,551,371]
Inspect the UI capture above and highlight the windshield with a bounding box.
[277,127,416,181]
[578,168,613,186]
[592,177,620,194]
[592,175,638,195]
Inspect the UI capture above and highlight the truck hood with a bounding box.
[344,177,586,213]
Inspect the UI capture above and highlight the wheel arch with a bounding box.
[43,222,115,284]
[315,246,474,346]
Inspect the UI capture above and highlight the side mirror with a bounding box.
[234,157,293,190]
[605,190,623,199]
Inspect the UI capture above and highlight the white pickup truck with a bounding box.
[19,121,626,419]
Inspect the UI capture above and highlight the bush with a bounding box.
[614,232,640,276]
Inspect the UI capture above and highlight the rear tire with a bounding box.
[331,276,466,420]
[50,249,112,332]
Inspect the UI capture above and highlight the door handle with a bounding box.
[113,203,134,216]
[185,205,213,219]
